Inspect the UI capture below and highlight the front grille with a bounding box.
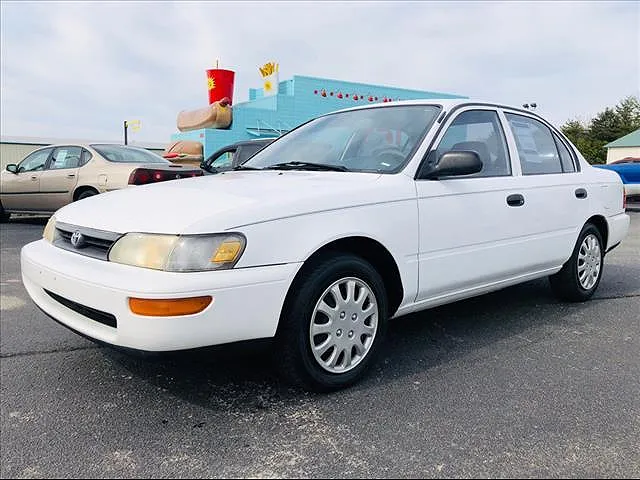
[44,289,117,328]
[53,222,122,260]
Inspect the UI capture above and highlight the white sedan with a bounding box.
[21,99,630,391]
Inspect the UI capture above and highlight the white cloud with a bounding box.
[1,0,638,144]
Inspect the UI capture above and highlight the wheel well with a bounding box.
[586,215,608,249]
[73,186,98,201]
[291,236,404,317]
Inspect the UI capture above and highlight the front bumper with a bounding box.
[21,240,301,351]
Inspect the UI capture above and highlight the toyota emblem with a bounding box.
[70,231,85,248]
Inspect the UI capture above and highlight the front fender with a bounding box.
[232,199,420,309]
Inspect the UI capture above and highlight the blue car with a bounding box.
[594,157,640,202]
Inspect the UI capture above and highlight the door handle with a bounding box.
[31,176,38,180]
[66,174,76,178]
[575,188,588,199]
[507,194,525,207]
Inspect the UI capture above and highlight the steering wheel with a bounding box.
[371,146,405,167]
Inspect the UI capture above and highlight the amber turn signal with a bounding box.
[129,296,212,317]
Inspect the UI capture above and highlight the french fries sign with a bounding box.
[259,62,278,78]
[260,61,279,97]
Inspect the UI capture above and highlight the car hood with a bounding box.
[54,170,391,234]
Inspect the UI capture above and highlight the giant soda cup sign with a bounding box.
[206,69,235,105]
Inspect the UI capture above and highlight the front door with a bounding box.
[414,108,526,302]
[0,147,52,211]
[39,146,82,211]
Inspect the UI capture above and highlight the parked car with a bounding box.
[0,144,203,221]
[594,157,640,203]
[200,138,275,174]
[20,100,630,391]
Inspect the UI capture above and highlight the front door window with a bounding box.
[18,148,52,173]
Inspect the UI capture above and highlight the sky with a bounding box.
[1,1,639,145]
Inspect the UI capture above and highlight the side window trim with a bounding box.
[497,109,523,176]
[419,106,511,180]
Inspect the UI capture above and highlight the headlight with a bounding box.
[108,233,246,272]
[43,216,57,243]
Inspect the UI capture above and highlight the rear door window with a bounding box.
[505,113,563,175]
[49,147,82,170]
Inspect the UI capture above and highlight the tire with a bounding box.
[0,203,9,223]
[549,223,605,302]
[76,189,98,201]
[275,253,388,392]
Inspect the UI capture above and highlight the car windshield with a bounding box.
[91,144,169,164]
[243,105,441,173]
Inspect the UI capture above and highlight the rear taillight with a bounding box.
[128,168,203,185]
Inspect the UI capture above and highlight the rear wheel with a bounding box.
[275,253,388,392]
[76,189,98,201]
[549,223,604,302]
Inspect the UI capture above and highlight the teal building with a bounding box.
[171,75,467,159]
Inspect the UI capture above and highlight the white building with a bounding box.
[0,136,166,169]
[605,129,640,164]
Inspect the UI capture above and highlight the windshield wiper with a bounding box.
[265,161,349,172]
[232,164,261,171]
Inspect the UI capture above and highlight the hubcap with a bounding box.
[577,233,601,290]
[309,277,378,374]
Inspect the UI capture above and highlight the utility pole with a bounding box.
[123,120,128,145]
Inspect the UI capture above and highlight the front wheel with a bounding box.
[275,254,388,392]
[549,223,604,302]
[0,203,10,223]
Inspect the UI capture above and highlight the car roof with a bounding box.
[328,98,548,120]
[30,143,139,150]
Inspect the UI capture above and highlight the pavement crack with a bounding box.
[0,345,100,359]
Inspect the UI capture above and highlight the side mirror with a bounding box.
[6,164,18,174]
[422,151,483,179]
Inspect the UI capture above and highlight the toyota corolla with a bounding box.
[20,100,630,391]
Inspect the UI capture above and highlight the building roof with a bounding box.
[605,129,640,148]
[0,135,167,150]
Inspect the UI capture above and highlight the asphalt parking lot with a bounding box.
[1,214,639,479]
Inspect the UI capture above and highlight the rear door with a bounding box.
[501,110,587,269]
[38,146,82,211]
[0,147,52,211]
